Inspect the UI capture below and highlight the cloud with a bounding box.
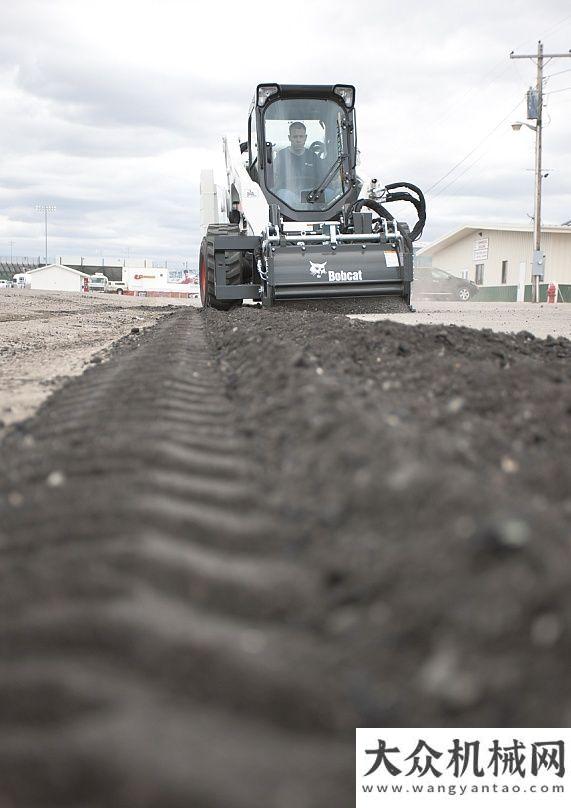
[0,0,570,260]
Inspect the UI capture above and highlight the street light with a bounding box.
[35,204,56,265]
[511,121,537,132]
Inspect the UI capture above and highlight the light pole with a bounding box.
[35,205,56,265]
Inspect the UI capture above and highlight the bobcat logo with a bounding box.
[309,260,328,278]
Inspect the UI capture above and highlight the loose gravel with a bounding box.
[0,300,570,807]
[0,289,195,426]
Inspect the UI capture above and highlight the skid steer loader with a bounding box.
[199,84,426,310]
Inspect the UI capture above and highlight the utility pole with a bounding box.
[510,41,571,302]
[35,205,56,265]
[9,240,14,262]
[532,40,544,305]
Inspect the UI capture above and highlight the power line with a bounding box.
[536,11,571,41]
[514,11,571,66]
[544,67,571,78]
[426,14,571,134]
[430,154,486,199]
[436,63,512,127]
[425,95,525,195]
[426,54,570,198]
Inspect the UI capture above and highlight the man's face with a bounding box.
[289,127,307,154]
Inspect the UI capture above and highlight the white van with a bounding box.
[12,273,29,289]
[88,273,109,292]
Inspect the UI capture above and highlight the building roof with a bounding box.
[25,263,90,278]
[418,224,571,256]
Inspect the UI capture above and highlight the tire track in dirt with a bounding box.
[0,310,355,808]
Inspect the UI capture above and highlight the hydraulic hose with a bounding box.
[352,182,426,242]
[351,198,411,252]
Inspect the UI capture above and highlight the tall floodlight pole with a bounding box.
[510,41,571,302]
[35,204,56,265]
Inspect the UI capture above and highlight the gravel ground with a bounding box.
[2,293,567,431]
[0,289,197,426]
[354,300,571,339]
[0,301,570,806]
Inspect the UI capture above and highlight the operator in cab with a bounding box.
[273,122,319,205]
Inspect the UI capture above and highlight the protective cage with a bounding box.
[251,84,360,224]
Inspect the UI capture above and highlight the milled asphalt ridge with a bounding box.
[205,304,571,727]
[1,303,570,807]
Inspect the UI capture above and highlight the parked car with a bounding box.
[413,267,478,302]
[0,279,10,289]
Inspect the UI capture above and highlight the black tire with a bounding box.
[199,224,243,310]
[116,288,123,296]
[457,286,471,302]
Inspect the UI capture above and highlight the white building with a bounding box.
[417,225,571,300]
[25,263,89,293]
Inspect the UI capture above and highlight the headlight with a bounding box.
[257,84,278,106]
[333,85,355,108]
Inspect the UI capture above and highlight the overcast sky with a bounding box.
[0,0,570,264]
